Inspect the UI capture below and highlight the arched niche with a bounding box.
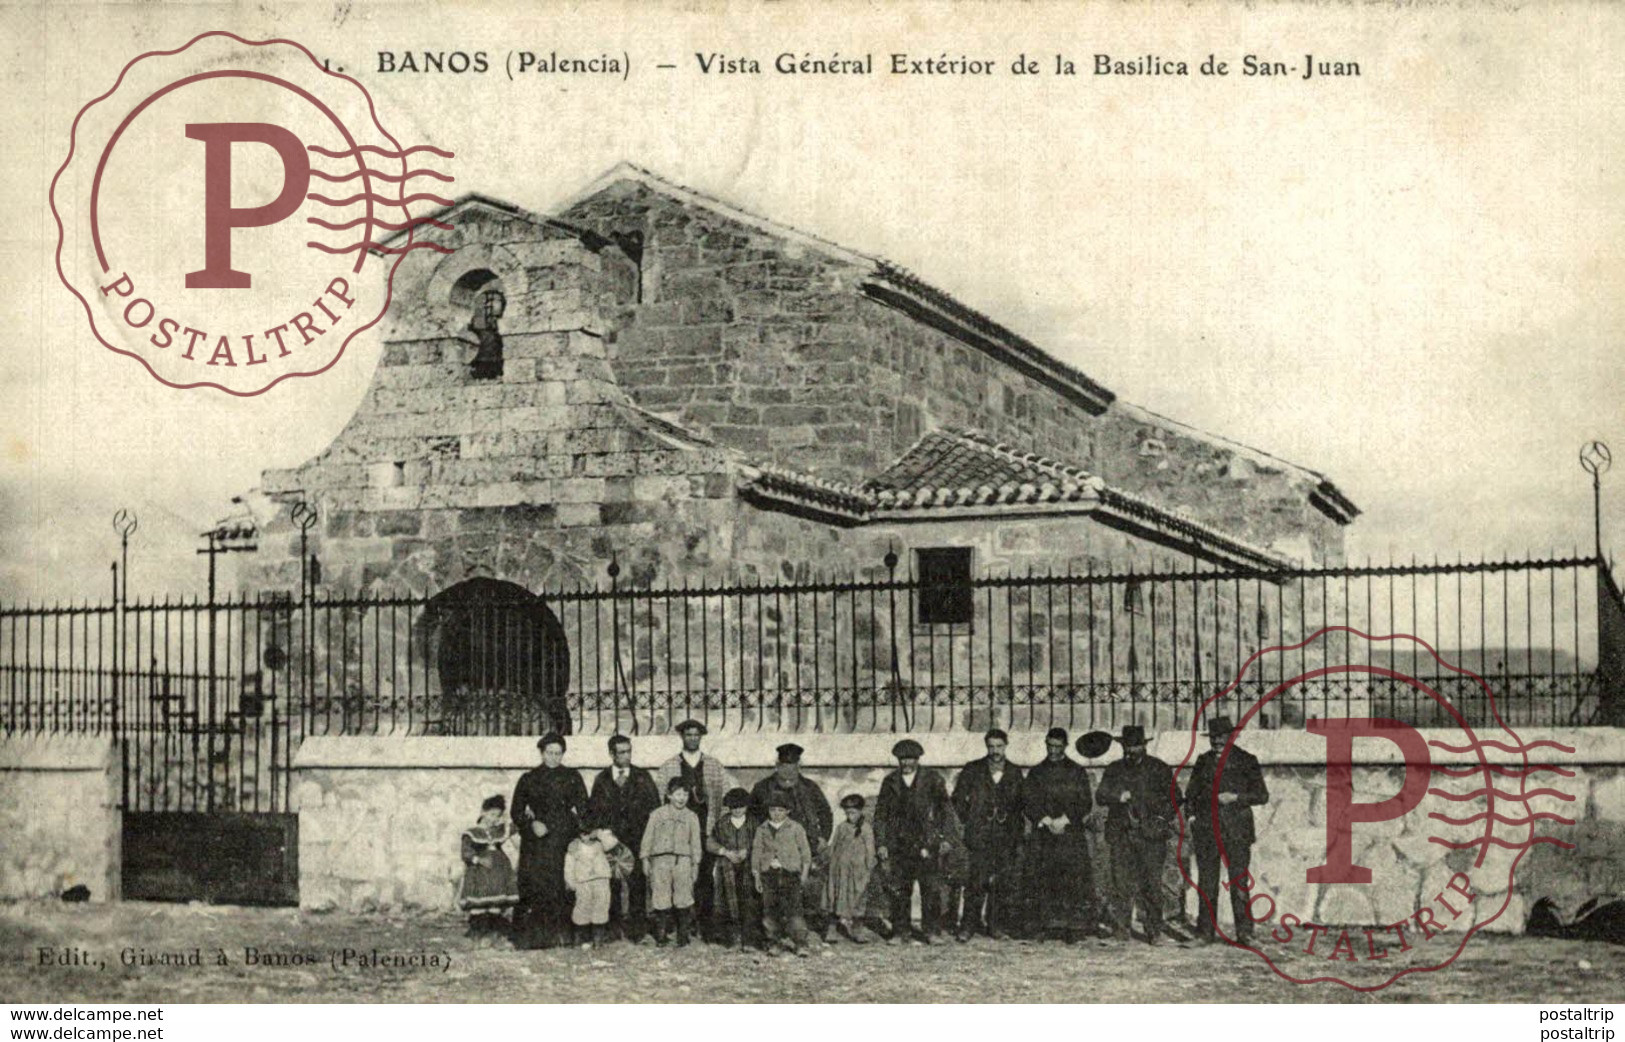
[450,269,507,379]
[420,577,571,735]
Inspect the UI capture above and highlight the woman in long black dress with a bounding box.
[512,733,588,949]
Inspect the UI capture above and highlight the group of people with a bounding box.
[456,716,1269,955]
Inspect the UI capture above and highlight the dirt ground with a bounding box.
[1,901,1621,1004]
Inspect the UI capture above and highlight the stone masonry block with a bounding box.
[555,503,599,527]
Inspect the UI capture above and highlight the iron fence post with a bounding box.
[609,557,623,734]
[110,510,137,810]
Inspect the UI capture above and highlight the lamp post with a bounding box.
[1580,441,1612,562]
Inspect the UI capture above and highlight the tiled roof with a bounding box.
[864,429,1104,509]
[741,465,877,520]
[737,429,1295,571]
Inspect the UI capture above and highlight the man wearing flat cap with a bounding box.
[1097,724,1177,944]
[874,738,957,943]
[1182,715,1269,944]
[511,732,588,949]
[750,742,834,934]
[1022,726,1095,942]
[951,728,1026,941]
[656,719,732,934]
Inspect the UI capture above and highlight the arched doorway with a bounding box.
[422,578,571,735]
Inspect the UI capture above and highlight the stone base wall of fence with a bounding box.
[291,728,1624,936]
[0,735,120,901]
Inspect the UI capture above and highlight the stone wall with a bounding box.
[292,728,1624,945]
[0,735,120,901]
[1234,728,1623,943]
[560,176,1348,564]
[247,209,740,598]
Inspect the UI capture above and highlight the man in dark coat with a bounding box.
[873,738,956,944]
[587,733,662,941]
[1022,726,1095,942]
[951,728,1025,941]
[749,743,835,933]
[1097,724,1177,944]
[1182,715,1270,944]
[749,743,834,847]
[512,732,589,949]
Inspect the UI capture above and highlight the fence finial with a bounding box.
[111,509,137,603]
[1580,440,1612,561]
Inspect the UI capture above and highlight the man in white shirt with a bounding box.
[587,734,660,940]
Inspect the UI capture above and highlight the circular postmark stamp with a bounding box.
[51,31,455,395]
[1175,625,1578,991]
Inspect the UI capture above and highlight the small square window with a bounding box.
[916,547,974,626]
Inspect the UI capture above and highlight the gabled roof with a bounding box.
[553,162,878,267]
[1115,400,1360,525]
[387,165,1355,521]
[373,193,592,250]
[557,164,1116,415]
[738,428,1294,572]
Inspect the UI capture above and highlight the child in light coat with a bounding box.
[563,822,615,947]
[640,777,704,946]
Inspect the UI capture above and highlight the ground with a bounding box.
[1,902,1621,1003]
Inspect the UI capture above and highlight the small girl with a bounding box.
[458,795,517,940]
[563,820,614,947]
[825,792,877,943]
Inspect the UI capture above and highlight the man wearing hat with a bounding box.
[1097,724,1177,944]
[656,719,732,935]
[951,728,1026,941]
[1022,727,1095,942]
[511,732,589,949]
[1182,715,1269,944]
[750,743,835,934]
[873,738,956,943]
[587,734,662,941]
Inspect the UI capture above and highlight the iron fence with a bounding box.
[2,555,1613,763]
